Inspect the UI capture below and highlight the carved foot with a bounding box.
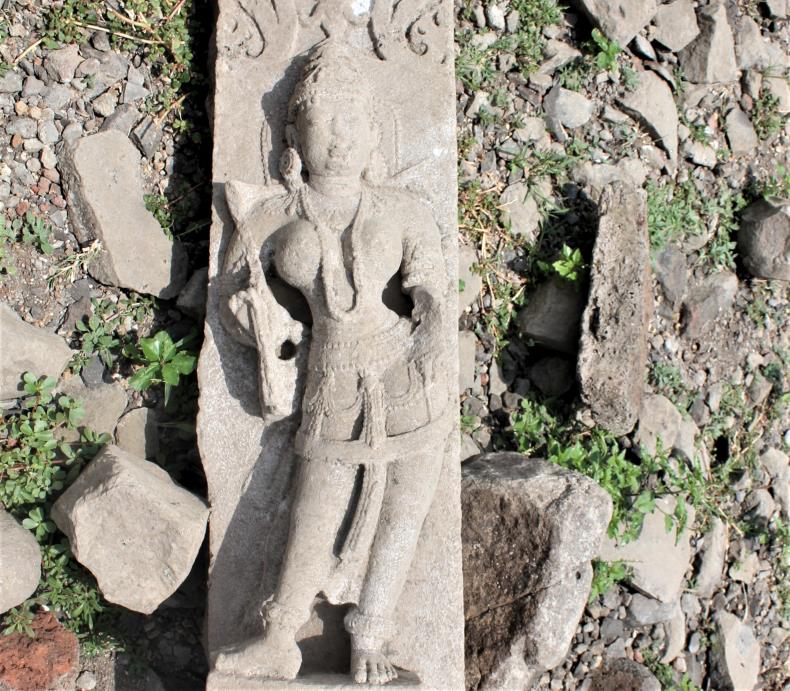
[213,633,302,680]
[351,649,398,685]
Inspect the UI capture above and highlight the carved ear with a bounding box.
[225,180,269,226]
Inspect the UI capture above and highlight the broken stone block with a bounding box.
[58,376,127,441]
[544,84,594,132]
[462,453,612,689]
[0,510,40,614]
[634,393,682,456]
[725,106,758,155]
[737,199,790,282]
[51,444,208,614]
[711,611,760,691]
[115,407,159,460]
[0,611,78,691]
[652,0,700,52]
[653,246,688,307]
[44,44,83,83]
[590,657,661,691]
[618,70,678,162]
[578,183,651,437]
[599,496,694,603]
[0,304,73,402]
[682,271,739,338]
[60,130,187,299]
[517,276,585,355]
[572,0,658,47]
[678,3,739,84]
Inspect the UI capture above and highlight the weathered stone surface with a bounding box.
[578,183,651,436]
[678,3,738,84]
[766,75,790,113]
[571,159,647,202]
[725,106,758,156]
[599,496,694,603]
[572,0,658,47]
[60,130,187,298]
[44,44,83,83]
[176,266,209,320]
[589,658,661,691]
[653,247,687,307]
[499,179,550,244]
[517,276,585,354]
[199,10,463,688]
[528,357,574,397]
[735,15,787,71]
[711,612,760,691]
[761,448,790,518]
[627,593,679,627]
[544,84,594,131]
[682,271,739,338]
[618,71,678,162]
[458,245,483,316]
[0,304,72,402]
[0,611,78,691]
[115,407,159,460]
[737,199,790,281]
[459,330,478,393]
[652,0,699,52]
[634,393,682,456]
[462,453,612,690]
[57,376,127,441]
[0,510,40,614]
[51,444,208,614]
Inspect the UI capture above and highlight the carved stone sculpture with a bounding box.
[199,2,461,688]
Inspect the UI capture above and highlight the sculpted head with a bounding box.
[288,41,376,180]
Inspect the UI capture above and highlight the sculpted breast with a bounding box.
[275,220,320,290]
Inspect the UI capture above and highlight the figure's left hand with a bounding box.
[411,287,444,358]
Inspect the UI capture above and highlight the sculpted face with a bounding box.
[297,94,374,179]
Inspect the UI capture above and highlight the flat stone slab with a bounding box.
[207,671,421,690]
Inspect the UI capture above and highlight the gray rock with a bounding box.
[176,266,209,320]
[710,612,760,691]
[58,376,127,440]
[571,159,647,202]
[0,69,23,93]
[538,39,582,77]
[599,496,694,603]
[589,658,661,691]
[60,130,188,298]
[80,354,106,387]
[528,357,574,397]
[22,76,45,97]
[661,606,686,664]
[578,183,651,436]
[115,407,159,460]
[729,550,761,584]
[458,246,482,316]
[765,0,787,17]
[652,0,700,52]
[747,372,773,406]
[681,140,717,168]
[38,120,60,146]
[760,448,789,518]
[517,277,585,355]
[485,4,506,31]
[0,509,41,614]
[678,4,738,84]
[43,84,72,109]
[737,200,790,281]
[618,70,678,162]
[766,75,790,113]
[695,517,728,598]
[735,16,786,71]
[463,453,612,690]
[122,81,150,104]
[572,0,658,47]
[627,593,679,627]
[634,393,682,456]
[459,330,478,393]
[131,115,163,159]
[725,107,758,155]
[6,116,37,138]
[0,304,73,401]
[744,488,776,523]
[75,671,97,690]
[100,103,142,136]
[92,91,117,118]
[51,444,209,614]
[682,271,739,338]
[673,417,699,464]
[44,44,83,83]
[499,180,550,244]
[545,85,594,131]
[653,247,687,307]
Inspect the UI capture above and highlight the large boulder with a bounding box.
[572,0,658,47]
[0,510,40,614]
[51,445,209,614]
[0,304,72,402]
[678,3,739,84]
[578,183,651,436]
[737,199,790,282]
[60,131,187,298]
[462,453,613,689]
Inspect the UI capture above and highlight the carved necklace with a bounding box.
[300,184,369,321]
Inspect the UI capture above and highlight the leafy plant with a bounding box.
[0,215,17,278]
[590,28,620,73]
[589,559,631,602]
[753,91,788,141]
[75,314,122,369]
[647,179,706,249]
[547,244,585,282]
[21,212,54,255]
[126,330,196,405]
[650,362,693,412]
[761,165,790,201]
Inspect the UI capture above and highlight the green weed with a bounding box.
[588,559,631,602]
[761,165,790,201]
[125,330,196,406]
[753,91,788,141]
[646,179,706,249]
[589,28,620,74]
[650,362,693,412]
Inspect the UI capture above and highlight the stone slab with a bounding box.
[207,671,421,690]
[198,4,462,689]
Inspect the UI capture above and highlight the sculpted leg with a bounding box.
[347,450,443,685]
[214,458,356,679]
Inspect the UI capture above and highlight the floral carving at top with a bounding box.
[219,0,449,61]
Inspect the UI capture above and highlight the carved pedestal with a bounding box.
[198,2,462,689]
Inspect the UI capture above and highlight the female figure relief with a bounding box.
[214,40,451,685]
